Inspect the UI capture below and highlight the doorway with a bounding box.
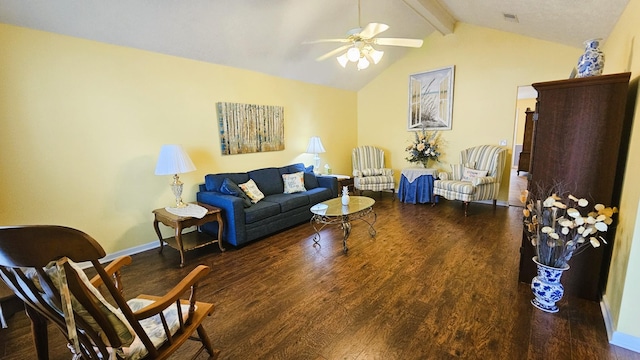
[509,85,537,207]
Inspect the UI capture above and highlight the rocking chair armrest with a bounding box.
[132,265,211,320]
[90,256,132,288]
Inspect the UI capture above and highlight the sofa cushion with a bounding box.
[244,200,281,224]
[205,173,249,192]
[303,167,319,189]
[249,168,283,195]
[305,187,333,205]
[220,178,252,208]
[239,179,265,203]
[264,193,310,212]
[282,172,306,194]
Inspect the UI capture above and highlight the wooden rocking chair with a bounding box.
[0,225,219,359]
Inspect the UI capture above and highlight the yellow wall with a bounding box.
[599,0,640,342]
[0,24,357,253]
[358,23,581,202]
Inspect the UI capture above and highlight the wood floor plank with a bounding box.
[0,196,635,359]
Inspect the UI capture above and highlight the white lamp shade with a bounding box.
[154,144,196,175]
[370,48,384,64]
[357,57,370,70]
[347,47,360,62]
[336,54,349,68]
[306,136,326,154]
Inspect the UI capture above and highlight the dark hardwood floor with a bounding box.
[1,195,639,359]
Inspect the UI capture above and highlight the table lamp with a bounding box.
[154,144,196,208]
[306,136,326,173]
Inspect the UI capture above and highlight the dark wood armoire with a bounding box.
[517,108,534,175]
[518,72,632,301]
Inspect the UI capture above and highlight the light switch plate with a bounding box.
[499,139,507,146]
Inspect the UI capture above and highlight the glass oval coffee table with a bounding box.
[309,196,377,253]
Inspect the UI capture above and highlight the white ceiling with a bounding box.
[0,0,629,91]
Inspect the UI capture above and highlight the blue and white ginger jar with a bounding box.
[576,38,605,78]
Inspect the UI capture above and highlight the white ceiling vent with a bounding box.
[503,13,519,23]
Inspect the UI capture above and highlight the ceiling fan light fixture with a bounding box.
[347,47,361,62]
[336,54,349,68]
[357,56,370,70]
[369,48,384,64]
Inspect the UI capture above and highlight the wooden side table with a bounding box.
[152,202,225,267]
[327,174,354,196]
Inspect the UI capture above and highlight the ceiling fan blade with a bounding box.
[316,44,352,61]
[358,22,389,39]
[373,38,423,48]
[303,38,351,44]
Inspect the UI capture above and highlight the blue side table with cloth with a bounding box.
[398,168,438,204]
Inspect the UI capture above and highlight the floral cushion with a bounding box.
[238,179,265,203]
[119,298,192,360]
[27,259,135,354]
[282,171,306,194]
[461,167,488,182]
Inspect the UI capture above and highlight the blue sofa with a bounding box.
[196,163,337,247]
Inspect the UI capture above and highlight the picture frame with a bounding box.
[407,65,455,130]
[216,102,285,155]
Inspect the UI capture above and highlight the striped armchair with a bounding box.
[352,146,395,196]
[433,145,506,216]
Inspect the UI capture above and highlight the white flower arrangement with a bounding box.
[405,129,441,166]
[522,188,617,268]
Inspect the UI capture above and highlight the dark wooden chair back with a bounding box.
[0,225,218,359]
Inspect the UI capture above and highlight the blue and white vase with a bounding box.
[531,257,570,313]
[576,38,605,78]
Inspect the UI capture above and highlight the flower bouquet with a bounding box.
[405,129,441,167]
[521,188,617,268]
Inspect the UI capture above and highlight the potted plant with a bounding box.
[521,187,617,312]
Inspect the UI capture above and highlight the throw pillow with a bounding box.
[461,167,488,182]
[282,171,306,194]
[361,168,384,176]
[220,178,253,208]
[238,179,265,203]
[451,162,478,180]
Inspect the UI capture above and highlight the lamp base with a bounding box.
[313,154,321,175]
[170,175,187,208]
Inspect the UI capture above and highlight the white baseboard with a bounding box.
[601,295,640,353]
[474,199,509,207]
[77,240,159,269]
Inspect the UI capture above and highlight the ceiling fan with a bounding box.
[304,0,424,70]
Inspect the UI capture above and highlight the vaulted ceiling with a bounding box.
[0,0,629,91]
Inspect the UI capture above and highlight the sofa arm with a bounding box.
[438,171,452,180]
[472,176,497,186]
[317,176,338,197]
[196,191,246,246]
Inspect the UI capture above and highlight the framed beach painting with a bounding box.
[407,65,455,130]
